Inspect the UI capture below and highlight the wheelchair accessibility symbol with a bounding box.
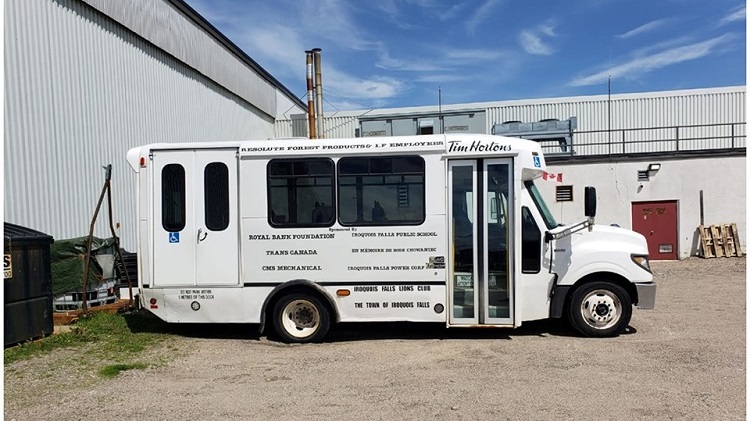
[533,156,541,168]
[169,232,180,243]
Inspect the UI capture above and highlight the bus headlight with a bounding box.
[631,254,651,273]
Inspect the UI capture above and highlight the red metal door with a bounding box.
[632,201,678,260]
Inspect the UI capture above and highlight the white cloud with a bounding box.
[439,3,466,21]
[569,34,736,86]
[444,48,508,62]
[466,0,502,34]
[227,22,404,108]
[376,46,507,72]
[616,19,667,39]
[405,0,440,7]
[324,67,405,101]
[191,1,406,105]
[717,4,745,26]
[539,23,556,37]
[518,21,557,56]
[369,0,417,30]
[372,0,399,18]
[241,24,306,74]
[519,30,554,56]
[630,36,694,57]
[375,49,445,72]
[297,0,377,51]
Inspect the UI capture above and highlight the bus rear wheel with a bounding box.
[272,293,330,343]
[567,281,632,337]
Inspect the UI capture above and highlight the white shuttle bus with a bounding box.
[126,134,655,343]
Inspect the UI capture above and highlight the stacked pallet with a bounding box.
[115,249,138,287]
[698,223,743,258]
[53,299,131,325]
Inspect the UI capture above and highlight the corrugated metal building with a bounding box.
[5,0,305,250]
[276,86,745,143]
[276,86,746,259]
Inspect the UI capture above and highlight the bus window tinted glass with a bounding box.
[268,159,334,227]
[521,206,542,273]
[162,164,186,231]
[204,162,229,231]
[338,156,425,226]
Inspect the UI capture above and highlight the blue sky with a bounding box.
[186,0,746,111]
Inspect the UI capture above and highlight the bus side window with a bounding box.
[267,158,335,227]
[338,156,425,226]
[521,206,541,273]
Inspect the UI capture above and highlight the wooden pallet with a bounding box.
[699,223,743,258]
[53,299,133,325]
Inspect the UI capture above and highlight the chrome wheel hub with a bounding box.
[580,289,622,330]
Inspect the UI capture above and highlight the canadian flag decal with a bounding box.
[542,172,563,182]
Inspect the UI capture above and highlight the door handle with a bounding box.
[197,228,208,243]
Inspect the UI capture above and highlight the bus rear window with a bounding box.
[162,164,186,232]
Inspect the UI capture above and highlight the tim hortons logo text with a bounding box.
[448,140,512,153]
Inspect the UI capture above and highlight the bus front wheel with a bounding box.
[273,293,330,343]
[567,281,632,337]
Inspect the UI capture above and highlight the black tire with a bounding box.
[566,281,632,337]
[272,293,330,343]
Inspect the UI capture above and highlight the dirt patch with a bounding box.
[5,257,745,420]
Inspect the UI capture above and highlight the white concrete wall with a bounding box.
[535,155,746,259]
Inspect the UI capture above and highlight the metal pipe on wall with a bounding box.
[312,48,324,139]
[305,50,316,139]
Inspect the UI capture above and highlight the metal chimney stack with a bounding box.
[312,48,324,139]
[305,50,316,139]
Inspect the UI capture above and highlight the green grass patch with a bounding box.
[4,311,175,374]
[4,326,94,364]
[98,362,149,378]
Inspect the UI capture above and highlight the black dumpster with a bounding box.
[4,223,54,347]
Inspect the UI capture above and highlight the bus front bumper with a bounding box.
[635,282,656,309]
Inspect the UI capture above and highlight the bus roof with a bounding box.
[237,134,542,159]
[127,134,547,176]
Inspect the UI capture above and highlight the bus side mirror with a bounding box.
[584,186,597,218]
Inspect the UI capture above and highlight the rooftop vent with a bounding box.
[492,117,577,153]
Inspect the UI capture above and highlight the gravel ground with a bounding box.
[5,257,746,420]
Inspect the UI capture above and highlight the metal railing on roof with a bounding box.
[532,122,746,158]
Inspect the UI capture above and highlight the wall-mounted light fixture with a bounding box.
[647,163,661,173]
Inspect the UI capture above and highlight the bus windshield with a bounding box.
[525,180,558,229]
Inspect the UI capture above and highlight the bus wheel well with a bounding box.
[569,272,638,307]
[551,272,638,319]
[260,282,338,335]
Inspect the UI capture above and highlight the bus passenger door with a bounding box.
[152,150,239,287]
[194,150,239,285]
[448,159,513,325]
